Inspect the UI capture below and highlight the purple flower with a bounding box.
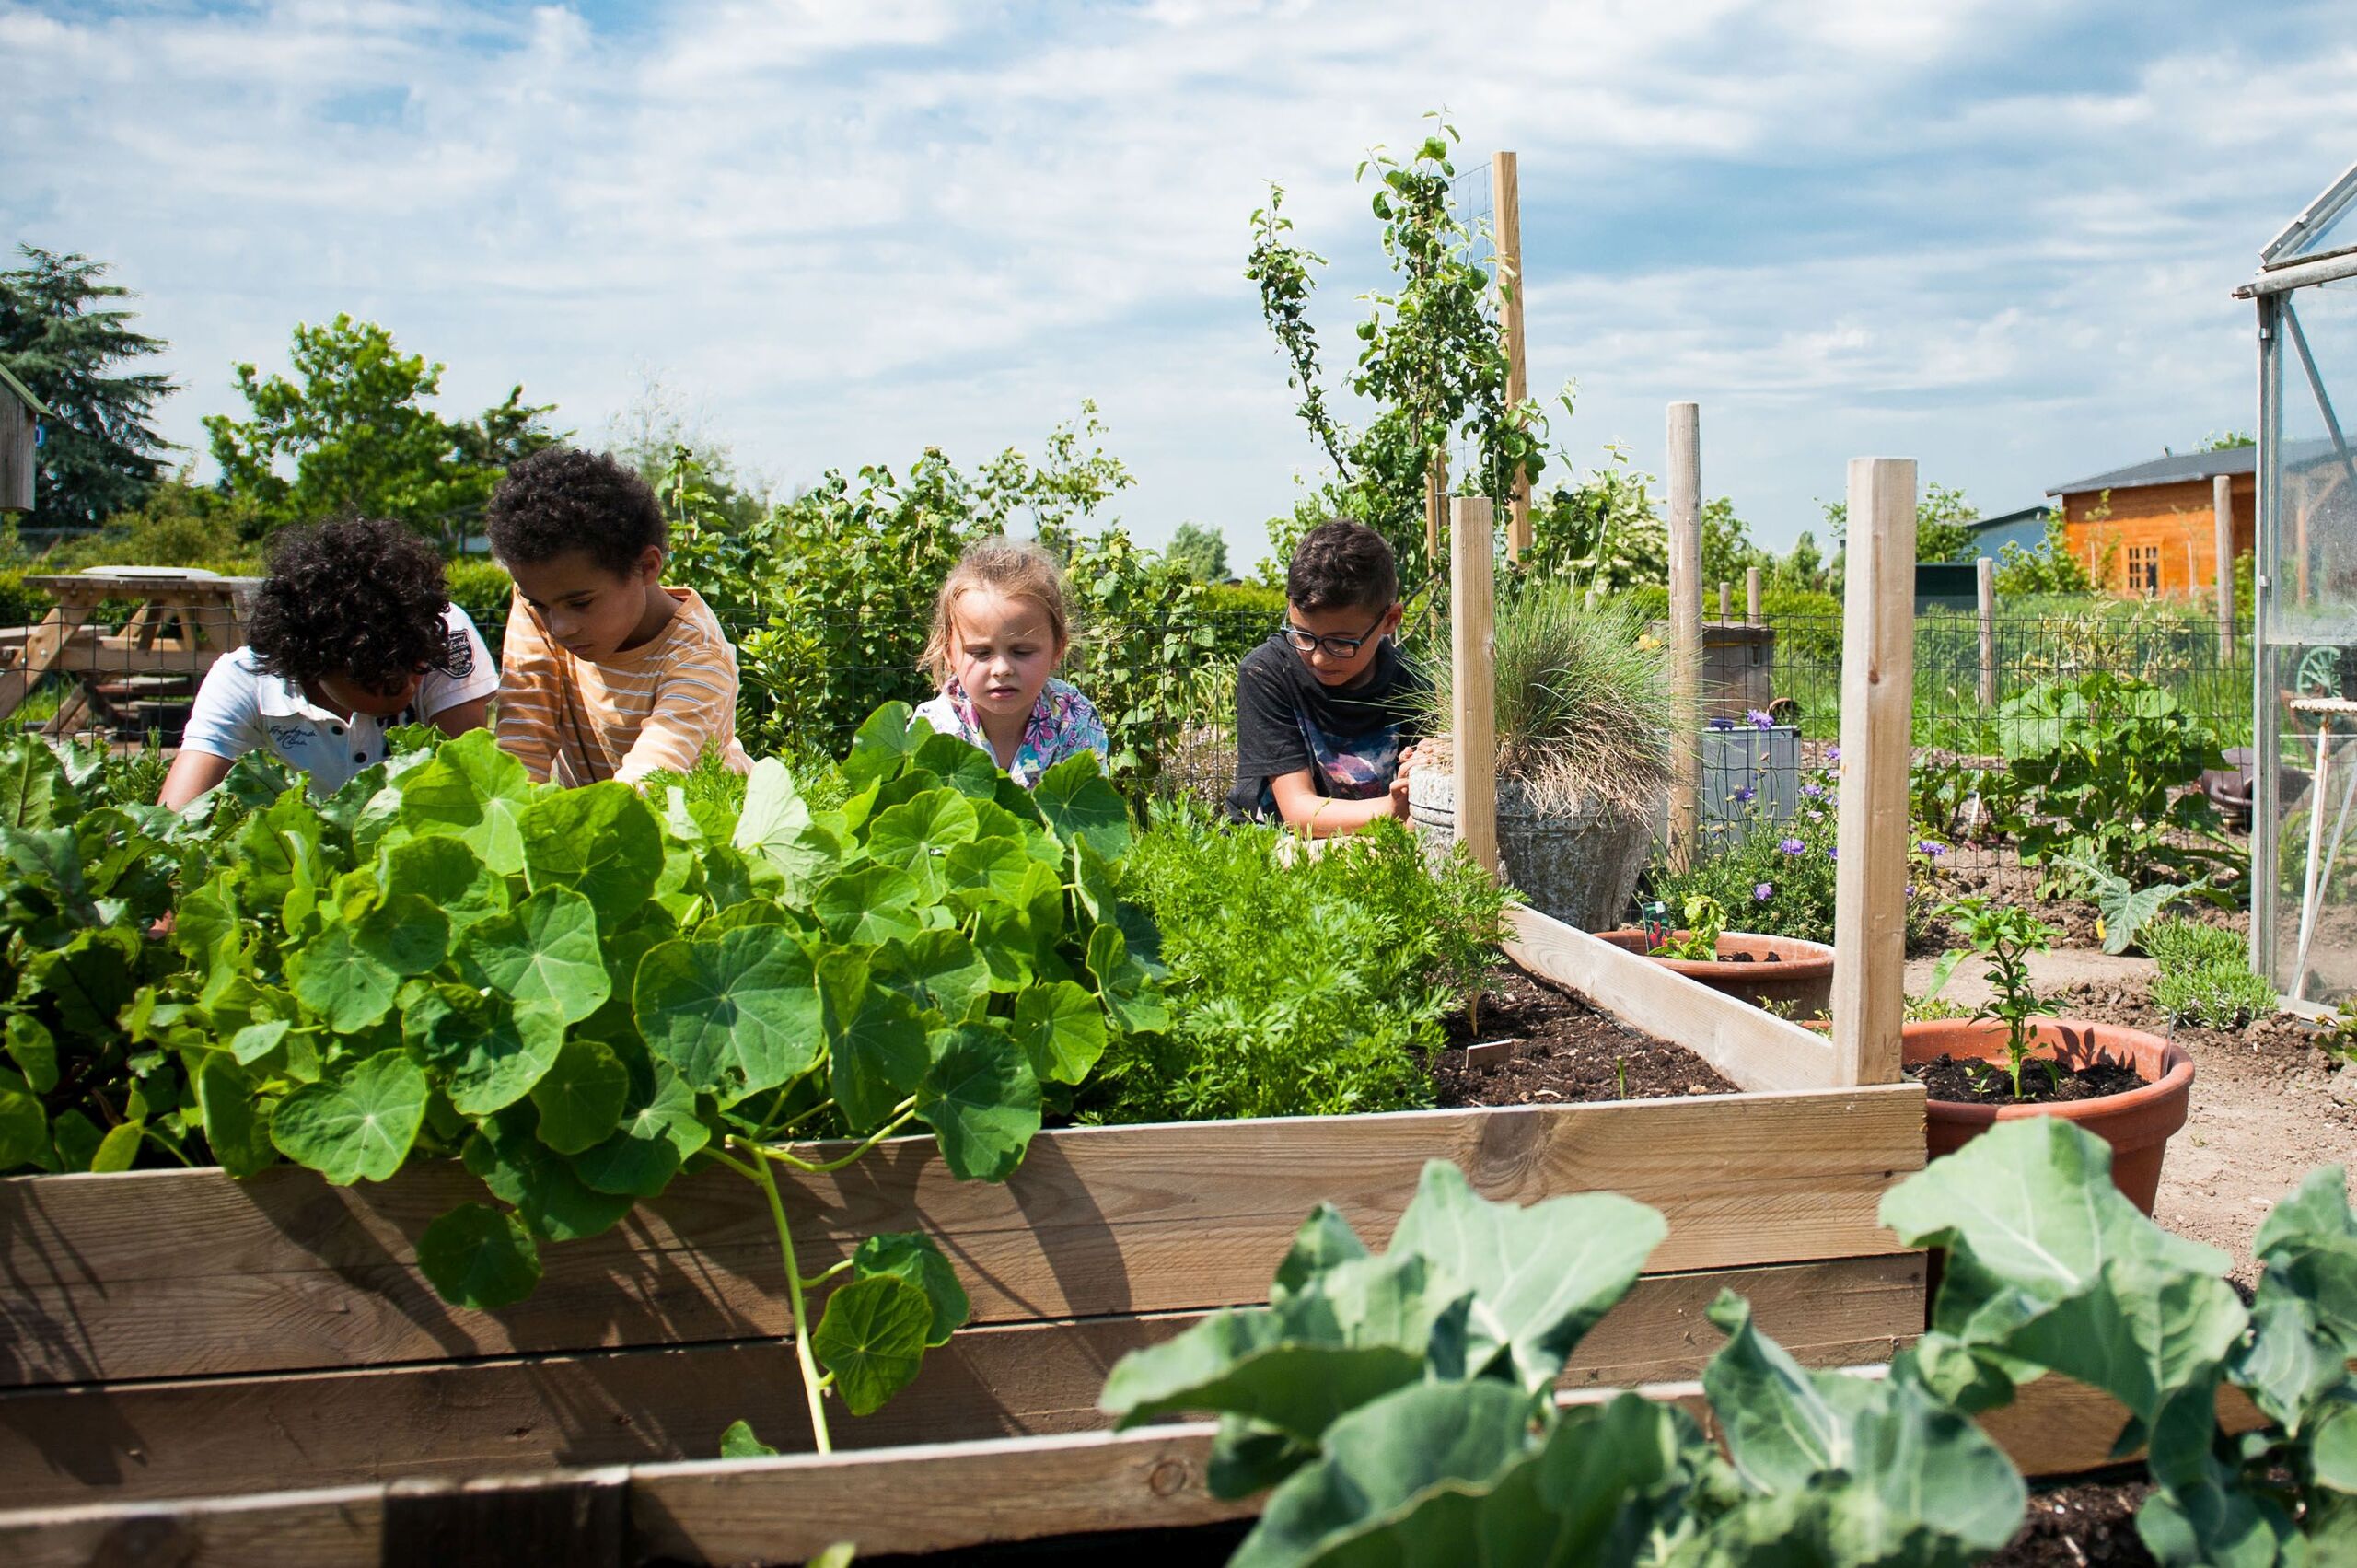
[1918,840,1945,858]
[1827,847,1839,862]
[1734,786,1757,804]
[1800,782,1824,798]
[1778,837,1806,855]
[1747,708,1775,729]
[1806,809,1826,822]
[1752,881,1774,902]
[1826,746,1841,763]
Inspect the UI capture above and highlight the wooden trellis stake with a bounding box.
[1492,151,1532,563]
[1450,495,1498,877]
[1831,458,1917,1088]
[1666,403,1702,872]
[1977,557,1997,708]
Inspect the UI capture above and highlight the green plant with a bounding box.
[2142,915,2249,971]
[2153,963,2276,1030]
[2051,842,2207,956]
[1991,504,2095,596]
[1416,581,1675,814]
[1928,895,2061,1100]
[1098,1158,2027,1567]
[1089,807,1510,1123]
[0,246,175,534]
[0,711,1161,1455]
[1885,1120,2357,1562]
[1652,894,1728,961]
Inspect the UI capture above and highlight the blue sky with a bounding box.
[5,0,2352,566]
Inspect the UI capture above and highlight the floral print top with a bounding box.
[912,677,1110,788]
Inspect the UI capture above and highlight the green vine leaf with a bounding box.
[633,926,822,1100]
[270,1051,429,1185]
[853,1231,970,1348]
[812,1272,934,1416]
[457,887,611,1025]
[917,1022,1040,1182]
[417,1202,543,1310]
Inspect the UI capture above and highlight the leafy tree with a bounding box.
[0,247,175,532]
[1770,530,1828,593]
[1700,496,1771,587]
[1521,439,1666,595]
[1992,505,2095,595]
[1164,522,1228,582]
[203,315,559,544]
[2198,430,2255,451]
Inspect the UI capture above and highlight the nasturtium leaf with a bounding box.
[820,952,930,1131]
[0,1085,47,1169]
[811,1272,933,1416]
[575,1058,707,1197]
[813,864,924,947]
[576,903,680,1045]
[733,759,839,889]
[24,927,138,1038]
[718,1419,779,1459]
[842,703,925,792]
[50,1109,101,1172]
[90,1119,143,1173]
[1389,1160,1668,1392]
[404,985,567,1116]
[463,1110,633,1240]
[458,886,611,1025]
[1033,754,1130,860]
[288,893,450,1033]
[394,729,532,874]
[877,930,991,1021]
[1071,837,1119,923]
[0,733,72,830]
[1012,981,1108,1086]
[633,926,822,1100]
[530,1036,630,1156]
[228,1019,291,1066]
[916,1022,1039,1182]
[869,788,980,866]
[5,1013,57,1095]
[912,732,998,799]
[378,834,507,930]
[943,836,1035,909]
[270,1051,429,1186]
[519,781,665,919]
[1086,922,1170,1034]
[417,1202,542,1310]
[991,775,1045,828]
[228,791,319,912]
[194,1054,276,1178]
[853,1232,970,1348]
[170,880,240,967]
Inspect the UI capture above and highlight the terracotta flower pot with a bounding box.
[1597,929,1835,1016]
[1900,1017,2195,1215]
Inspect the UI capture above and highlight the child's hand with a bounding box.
[1396,742,1421,778]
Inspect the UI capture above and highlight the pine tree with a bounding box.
[0,248,175,531]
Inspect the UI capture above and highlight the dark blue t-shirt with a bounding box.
[1227,636,1428,819]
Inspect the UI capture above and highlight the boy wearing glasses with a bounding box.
[158,517,497,808]
[1227,519,1425,835]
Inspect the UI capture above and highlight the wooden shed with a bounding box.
[0,364,49,516]
[2048,447,2255,598]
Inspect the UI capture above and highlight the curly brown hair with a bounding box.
[486,447,666,576]
[246,517,454,691]
[1285,518,1398,613]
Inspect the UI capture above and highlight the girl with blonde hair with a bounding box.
[913,538,1109,786]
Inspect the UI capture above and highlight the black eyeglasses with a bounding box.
[1274,612,1387,660]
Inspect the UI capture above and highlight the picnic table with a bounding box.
[0,569,261,737]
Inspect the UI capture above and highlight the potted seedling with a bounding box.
[1903,895,2195,1214]
[1598,890,1836,1016]
[1409,582,1675,930]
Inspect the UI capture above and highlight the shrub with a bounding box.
[2153,963,2275,1029]
[445,558,514,639]
[1090,808,1511,1123]
[2141,915,2247,971]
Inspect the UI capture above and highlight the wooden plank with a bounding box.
[1666,401,1701,871]
[1830,457,1916,1089]
[0,1254,1922,1505]
[1449,494,1498,877]
[1746,565,1761,626]
[1504,907,1855,1094]
[1492,150,1532,563]
[0,1483,387,1568]
[381,1469,626,1568]
[0,1084,1917,1388]
[0,601,92,723]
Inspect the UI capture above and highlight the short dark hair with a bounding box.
[1286,519,1398,613]
[486,447,666,576]
[248,517,453,689]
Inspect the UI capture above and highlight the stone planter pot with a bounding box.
[1900,1018,2194,1216]
[1408,766,1656,932]
[1595,929,1834,1016]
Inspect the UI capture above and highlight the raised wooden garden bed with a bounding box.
[0,910,1927,1514]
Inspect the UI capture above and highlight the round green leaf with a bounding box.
[814,864,924,946]
[287,893,450,1033]
[530,1036,629,1156]
[393,729,531,874]
[462,1110,632,1240]
[811,1272,933,1416]
[404,985,567,1117]
[867,788,979,864]
[574,1059,706,1198]
[1032,755,1131,860]
[718,1418,779,1459]
[194,1053,277,1178]
[877,930,991,1021]
[378,834,508,930]
[916,1022,1040,1183]
[417,1202,542,1310]
[458,886,611,1025]
[519,781,665,919]
[819,952,929,1131]
[633,927,822,1100]
[270,1051,429,1185]
[1012,981,1109,1086]
[853,1232,970,1348]
[0,1085,48,1170]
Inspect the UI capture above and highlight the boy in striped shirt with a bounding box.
[486,447,749,787]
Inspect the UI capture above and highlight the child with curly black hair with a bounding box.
[486,447,747,786]
[157,517,497,808]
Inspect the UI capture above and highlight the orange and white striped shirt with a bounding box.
[494,587,743,787]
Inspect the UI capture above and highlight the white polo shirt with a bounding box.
[180,605,499,796]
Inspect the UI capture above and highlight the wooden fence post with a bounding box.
[1450,495,1499,877]
[1831,458,1917,1089]
[1977,557,1996,708]
[1717,581,1731,624]
[1492,151,1532,564]
[1666,403,1702,872]
[2214,472,2235,658]
[1745,566,1761,626]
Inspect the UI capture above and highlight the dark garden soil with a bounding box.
[1983,1476,2157,1566]
[1432,966,1738,1108]
[1909,1051,2147,1106]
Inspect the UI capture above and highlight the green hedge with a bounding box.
[445,558,514,641]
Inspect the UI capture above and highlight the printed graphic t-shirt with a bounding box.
[1227,635,1428,820]
[179,604,497,797]
[911,677,1110,789]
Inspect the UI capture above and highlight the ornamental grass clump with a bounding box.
[1417,581,1676,815]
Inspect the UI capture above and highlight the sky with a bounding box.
[5,0,2353,568]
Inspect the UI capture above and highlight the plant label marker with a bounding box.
[1831,457,1916,1088]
